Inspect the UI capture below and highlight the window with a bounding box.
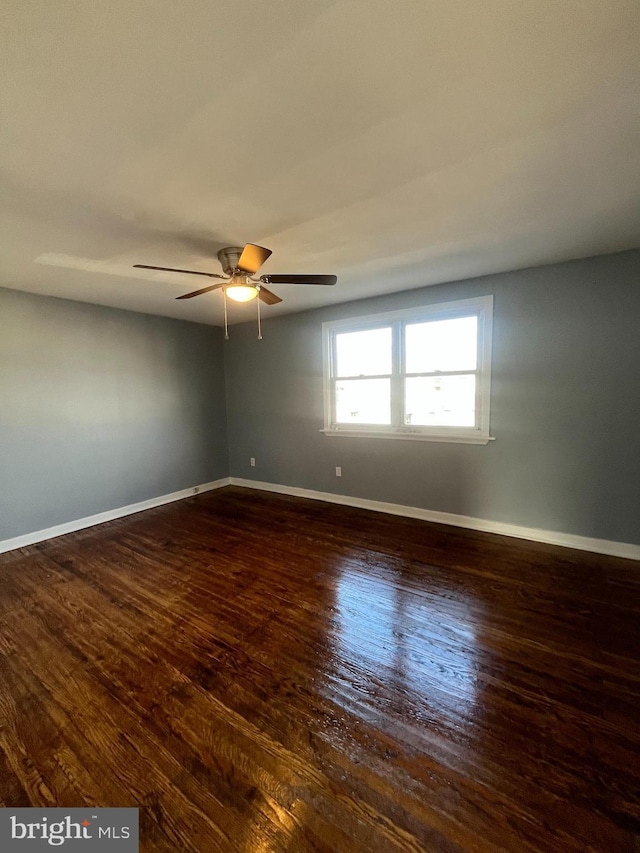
[322,295,493,444]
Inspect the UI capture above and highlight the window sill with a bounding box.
[320,429,494,445]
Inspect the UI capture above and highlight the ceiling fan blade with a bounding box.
[258,286,283,305]
[176,283,225,300]
[134,264,225,279]
[237,243,272,275]
[260,274,337,286]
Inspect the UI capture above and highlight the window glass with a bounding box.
[335,328,392,377]
[405,317,477,374]
[404,375,476,427]
[335,378,391,424]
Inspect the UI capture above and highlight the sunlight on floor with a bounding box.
[324,561,483,726]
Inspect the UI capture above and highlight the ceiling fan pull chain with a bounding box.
[257,291,263,340]
[223,289,229,340]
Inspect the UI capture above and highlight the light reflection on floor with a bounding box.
[322,559,484,728]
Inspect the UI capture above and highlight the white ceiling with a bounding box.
[1,0,639,326]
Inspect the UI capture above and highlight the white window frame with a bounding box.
[321,295,494,444]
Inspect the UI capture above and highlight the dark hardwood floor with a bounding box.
[0,487,638,852]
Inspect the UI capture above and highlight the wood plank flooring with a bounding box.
[0,486,638,852]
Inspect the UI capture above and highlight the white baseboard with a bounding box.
[230,477,640,561]
[3,475,638,562]
[0,478,232,555]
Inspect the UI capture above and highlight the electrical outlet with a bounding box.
[335,466,342,477]
[250,457,256,467]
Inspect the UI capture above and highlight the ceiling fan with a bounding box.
[134,243,336,302]
[134,244,336,339]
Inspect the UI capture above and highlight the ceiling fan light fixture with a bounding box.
[225,283,259,303]
[135,242,337,318]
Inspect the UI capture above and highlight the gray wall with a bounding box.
[0,288,228,540]
[225,250,640,545]
[3,250,639,547]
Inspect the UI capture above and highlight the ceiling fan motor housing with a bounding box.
[217,246,245,276]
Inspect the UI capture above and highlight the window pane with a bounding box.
[405,317,477,373]
[335,328,391,377]
[404,375,476,427]
[335,378,391,424]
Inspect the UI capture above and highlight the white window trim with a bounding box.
[321,295,494,445]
